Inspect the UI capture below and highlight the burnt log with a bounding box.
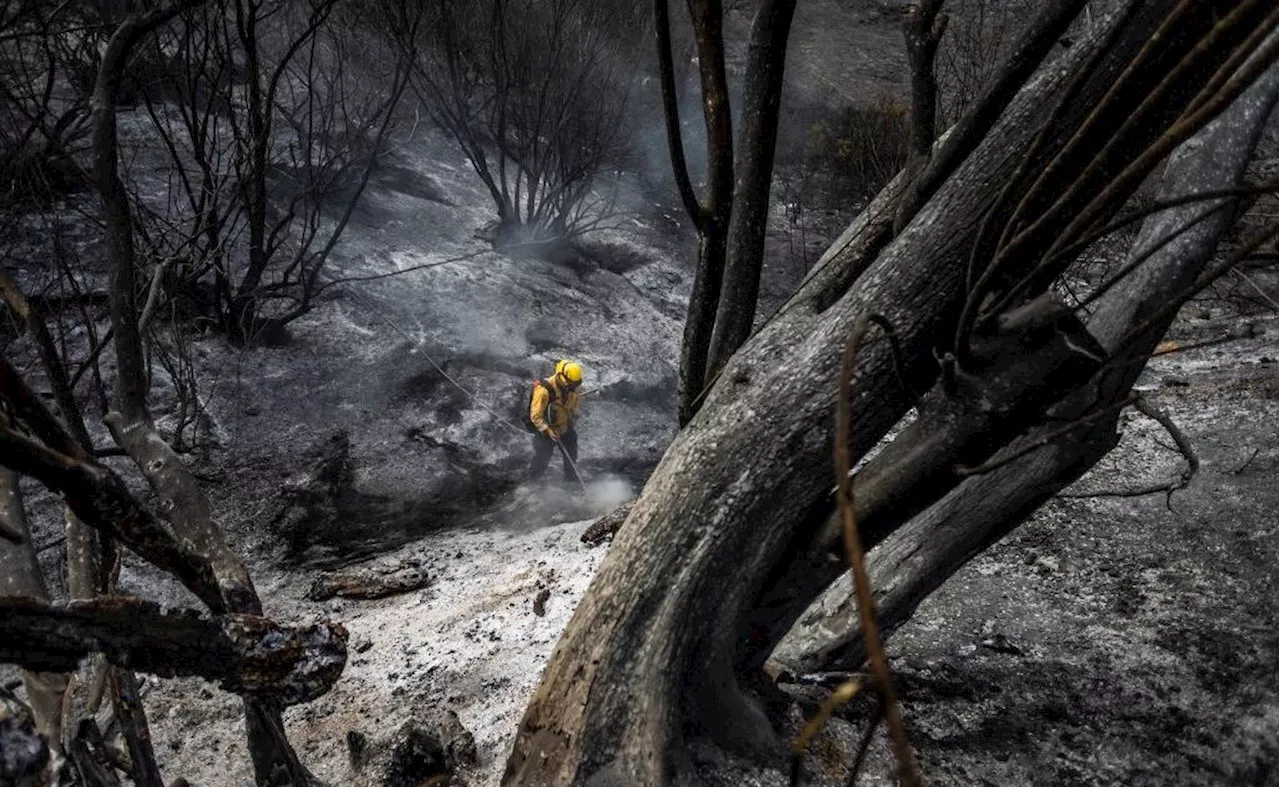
[0,596,347,706]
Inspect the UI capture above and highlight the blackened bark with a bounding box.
[678,225,727,425]
[897,0,949,237]
[109,670,164,787]
[0,596,347,705]
[704,0,797,379]
[655,0,702,224]
[503,3,1264,784]
[905,0,947,160]
[746,0,1271,672]
[92,8,190,425]
[670,0,735,426]
[781,65,1278,674]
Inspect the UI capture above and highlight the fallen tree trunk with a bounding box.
[503,2,1271,783]
[777,62,1279,674]
[0,596,347,706]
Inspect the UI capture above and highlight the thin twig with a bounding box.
[847,704,886,787]
[1060,396,1198,509]
[1134,396,1198,501]
[835,315,918,787]
[69,329,115,392]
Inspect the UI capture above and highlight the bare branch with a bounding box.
[1059,396,1199,508]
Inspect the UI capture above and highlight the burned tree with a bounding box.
[132,0,412,344]
[503,0,1277,784]
[386,0,640,249]
[779,63,1279,674]
[0,2,348,785]
[657,0,798,425]
[92,3,335,783]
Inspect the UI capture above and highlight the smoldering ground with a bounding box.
[472,473,636,532]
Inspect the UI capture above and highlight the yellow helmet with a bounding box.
[560,361,583,384]
[554,359,567,376]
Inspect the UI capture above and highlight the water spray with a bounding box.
[555,440,590,495]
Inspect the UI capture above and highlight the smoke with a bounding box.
[478,471,635,533]
[585,475,635,513]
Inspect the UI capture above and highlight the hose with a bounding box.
[555,439,589,494]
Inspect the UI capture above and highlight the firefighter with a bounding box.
[528,360,583,481]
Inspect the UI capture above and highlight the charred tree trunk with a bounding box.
[703,0,797,380]
[894,0,948,235]
[658,0,735,426]
[503,2,1270,783]
[678,223,728,424]
[778,66,1278,671]
[88,4,321,784]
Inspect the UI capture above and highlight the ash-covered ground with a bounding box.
[3,4,1276,784]
[130,296,1276,787]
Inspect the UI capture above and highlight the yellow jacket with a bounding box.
[530,376,580,437]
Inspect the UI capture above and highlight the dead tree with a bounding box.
[388,0,637,248]
[85,2,334,783]
[778,62,1280,675]
[503,1,1277,784]
[657,0,797,425]
[0,357,348,786]
[135,0,413,344]
[0,1,93,206]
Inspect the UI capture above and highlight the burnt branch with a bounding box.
[0,596,346,706]
[1059,395,1200,507]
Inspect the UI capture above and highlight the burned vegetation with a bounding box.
[0,0,1276,786]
